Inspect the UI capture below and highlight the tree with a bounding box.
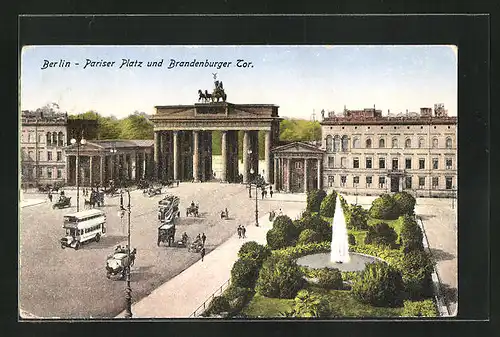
[256,256,304,299]
[399,251,435,300]
[369,194,401,220]
[297,229,322,245]
[118,113,154,139]
[307,189,327,212]
[364,222,398,248]
[231,257,260,289]
[345,204,369,230]
[399,215,424,253]
[393,192,416,216]
[320,191,337,217]
[266,215,299,249]
[238,241,271,265]
[300,214,331,242]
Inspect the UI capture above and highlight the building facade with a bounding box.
[320,107,457,198]
[21,111,69,187]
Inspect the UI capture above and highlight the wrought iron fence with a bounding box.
[189,278,231,318]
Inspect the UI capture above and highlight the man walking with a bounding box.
[269,187,273,198]
[201,247,206,262]
[237,225,242,239]
[48,191,53,203]
[241,226,246,239]
[201,233,207,246]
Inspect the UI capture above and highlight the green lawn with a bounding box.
[368,216,404,234]
[242,285,403,318]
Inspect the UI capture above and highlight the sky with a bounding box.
[20,45,457,119]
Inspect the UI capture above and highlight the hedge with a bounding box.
[401,299,439,317]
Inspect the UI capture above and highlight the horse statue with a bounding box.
[204,90,213,102]
[198,89,206,102]
[211,80,227,102]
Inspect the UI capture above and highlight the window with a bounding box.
[405,176,412,189]
[326,136,333,152]
[46,132,51,145]
[38,134,42,143]
[353,176,359,185]
[446,137,452,149]
[432,177,439,189]
[57,169,62,178]
[446,177,453,190]
[328,176,335,187]
[58,132,64,146]
[341,136,348,152]
[353,138,360,148]
[405,138,411,148]
[419,177,425,189]
[47,151,52,161]
[328,157,335,168]
[334,136,341,152]
[405,158,412,169]
[392,138,398,148]
[47,169,52,179]
[379,176,385,188]
[446,158,453,169]
[28,151,33,160]
[432,158,439,170]
[28,133,32,143]
[353,158,359,169]
[365,138,372,148]
[392,158,398,170]
[379,138,385,148]
[340,157,347,168]
[366,158,372,169]
[295,161,302,169]
[366,176,372,187]
[340,175,346,187]
[432,138,438,148]
[38,151,43,161]
[57,151,62,161]
[418,138,425,148]
[52,132,57,146]
[379,158,386,169]
[419,159,425,169]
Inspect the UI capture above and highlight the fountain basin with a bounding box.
[296,252,385,272]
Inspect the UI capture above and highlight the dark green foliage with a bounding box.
[256,256,304,299]
[348,233,356,246]
[401,299,438,317]
[320,191,337,217]
[345,204,369,230]
[293,289,332,317]
[369,194,401,220]
[203,296,231,316]
[267,215,299,249]
[399,251,435,300]
[399,215,424,253]
[225,286,255,313]
[238,241,271,265]
[298,229,322,245]
[364,222,398,248]
[352,262,404,307]
[316,267,343,290]
[300,214,331,242]
[307,189,327,212]
[393,192,416,216]
[231,257,260,289]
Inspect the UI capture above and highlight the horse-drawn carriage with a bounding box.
[84,190,105,208]
[105,247,137,280]
[157,223,176,247]
[186,203,199,217]
[144,186,162,197]
[53,196,71,209]
[158,194,180,222]
[188,236,204,253]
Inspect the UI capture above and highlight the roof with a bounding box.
[64,209,105,218]
[272,141,325,154]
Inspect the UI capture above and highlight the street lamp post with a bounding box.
[119,189,133,318]
[355,183,358,205]
[248,149,253,198]
[70,134,86,212]
[250,169,259,227]
[451,185,456,209]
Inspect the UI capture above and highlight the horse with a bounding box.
[204,90,212,102]
[211,89,227,102]
[198,89,206,102]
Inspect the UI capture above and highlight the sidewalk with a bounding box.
[116,204,304,318]
[20,199,46,208]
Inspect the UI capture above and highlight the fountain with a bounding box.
[296,193,383,272]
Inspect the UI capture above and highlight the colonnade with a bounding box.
[273,157,322,193]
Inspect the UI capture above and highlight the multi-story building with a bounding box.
[319,105,457,198]
[21,110,69,187]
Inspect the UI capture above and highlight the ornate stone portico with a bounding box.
[149,102,281,184]
[64,140,154,187]
[272,142,325,193]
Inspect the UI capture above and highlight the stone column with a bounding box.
[264,130,271,184]
[110,155,114,180]
[193,131,200,182]
[131,152,137,180]
[89,156,93,187]
[173,131,179,181]
[242,131,249,183]
[221,131,227,182]
[100,155,104,186]
[286,158,291,192]
[273,157,278,191]
[143,151,147,179]
[317,158,322,190]
[304,158,308,193]
[154,131,160,180]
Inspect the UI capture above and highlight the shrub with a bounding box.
[267,215,298,249]
[238,241,271,265]
[369,194,401,220]
[393,192,416,216]
[316,267,343,290]
[301,214,332,242]
[320,191,337,217]
[352,262,404,307]
[348,233,356,246]
[307,189,327,212]
[401,299,438,317]
[364,222,398,248]
[230,257,260,289]
[298,229,322,245]
[272,242,330,260]
[399,251,435,300]
[293,289,331,318]
[203,296,231,317]
[399,215,424,253]
[345,204,369,230]
[225,285,255,313]
[256,255,304,299]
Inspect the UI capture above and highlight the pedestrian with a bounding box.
[237,225,242,239]
[177,180,180,187]
[261,190,265,199]
[202,232,206,246]
[279,208,283,215]
[270,189,273,198]
[225,208,229,219]
[48,191,53,202]
[242,226,246,238]
[201,247,206,262]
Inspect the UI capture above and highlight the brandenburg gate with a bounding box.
[149,102,281,184]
